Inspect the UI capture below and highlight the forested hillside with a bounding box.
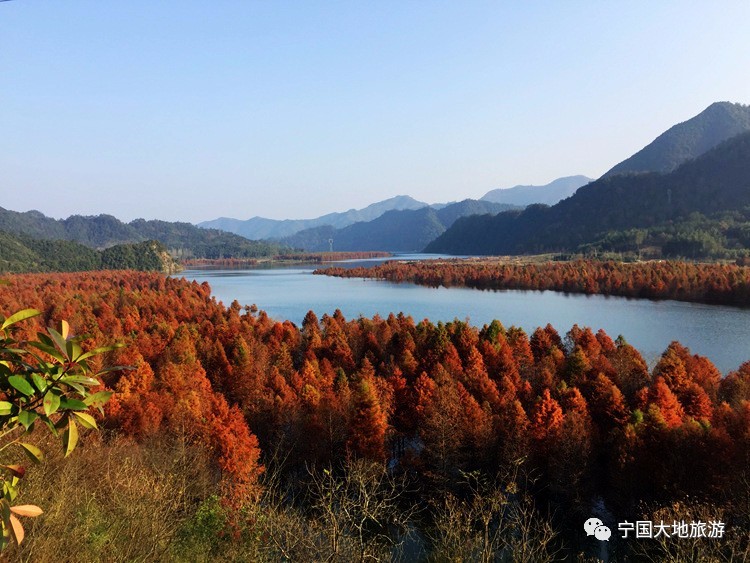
[0,207,289,261]
[0,231,179,273]
[1,271,748,560]
[604,101,750,177]
[428,131,750,257]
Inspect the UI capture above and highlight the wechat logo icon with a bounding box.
[585,517,611,541]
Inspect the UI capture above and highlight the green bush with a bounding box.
[0,305,119,549]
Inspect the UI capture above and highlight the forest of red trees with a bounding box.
[1,270,748,559]
[318,259,750,306]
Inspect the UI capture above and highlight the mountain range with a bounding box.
[198,177,593,244]
[206,105,750,253]
[0,207,288,262]
[277,100,750,255]
[427,127,750,256]
[198,195,429,240]
[282,199,517,252]
[202,102,750,256]
[5,100,750,267]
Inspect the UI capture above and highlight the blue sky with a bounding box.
[2,1,749,223]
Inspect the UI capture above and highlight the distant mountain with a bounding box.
[198,195,429,240]
[604,101,750,177]
[284,199,516,252]
[0,207,287,260]
[481,176,592,206]
[427,130,750,256]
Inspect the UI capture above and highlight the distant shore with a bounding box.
[182,251,391,268]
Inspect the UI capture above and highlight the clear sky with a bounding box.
[2,1,749,223]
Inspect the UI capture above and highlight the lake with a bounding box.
[183,256,750,374]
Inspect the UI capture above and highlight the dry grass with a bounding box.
[3,431,219,563]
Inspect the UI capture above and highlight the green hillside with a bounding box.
[0,230,179,273]
[0,207,289,259]
[604,101,750,177]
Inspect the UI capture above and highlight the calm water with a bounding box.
[183,257,750,374]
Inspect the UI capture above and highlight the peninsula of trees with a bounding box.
[318,258,750,307]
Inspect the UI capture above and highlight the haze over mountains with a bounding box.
[282,199,516,252]
[198,195,429,240]
[480,176,592,206]
[199,177,590,245]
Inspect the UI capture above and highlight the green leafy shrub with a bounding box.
[0,305,119,549]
